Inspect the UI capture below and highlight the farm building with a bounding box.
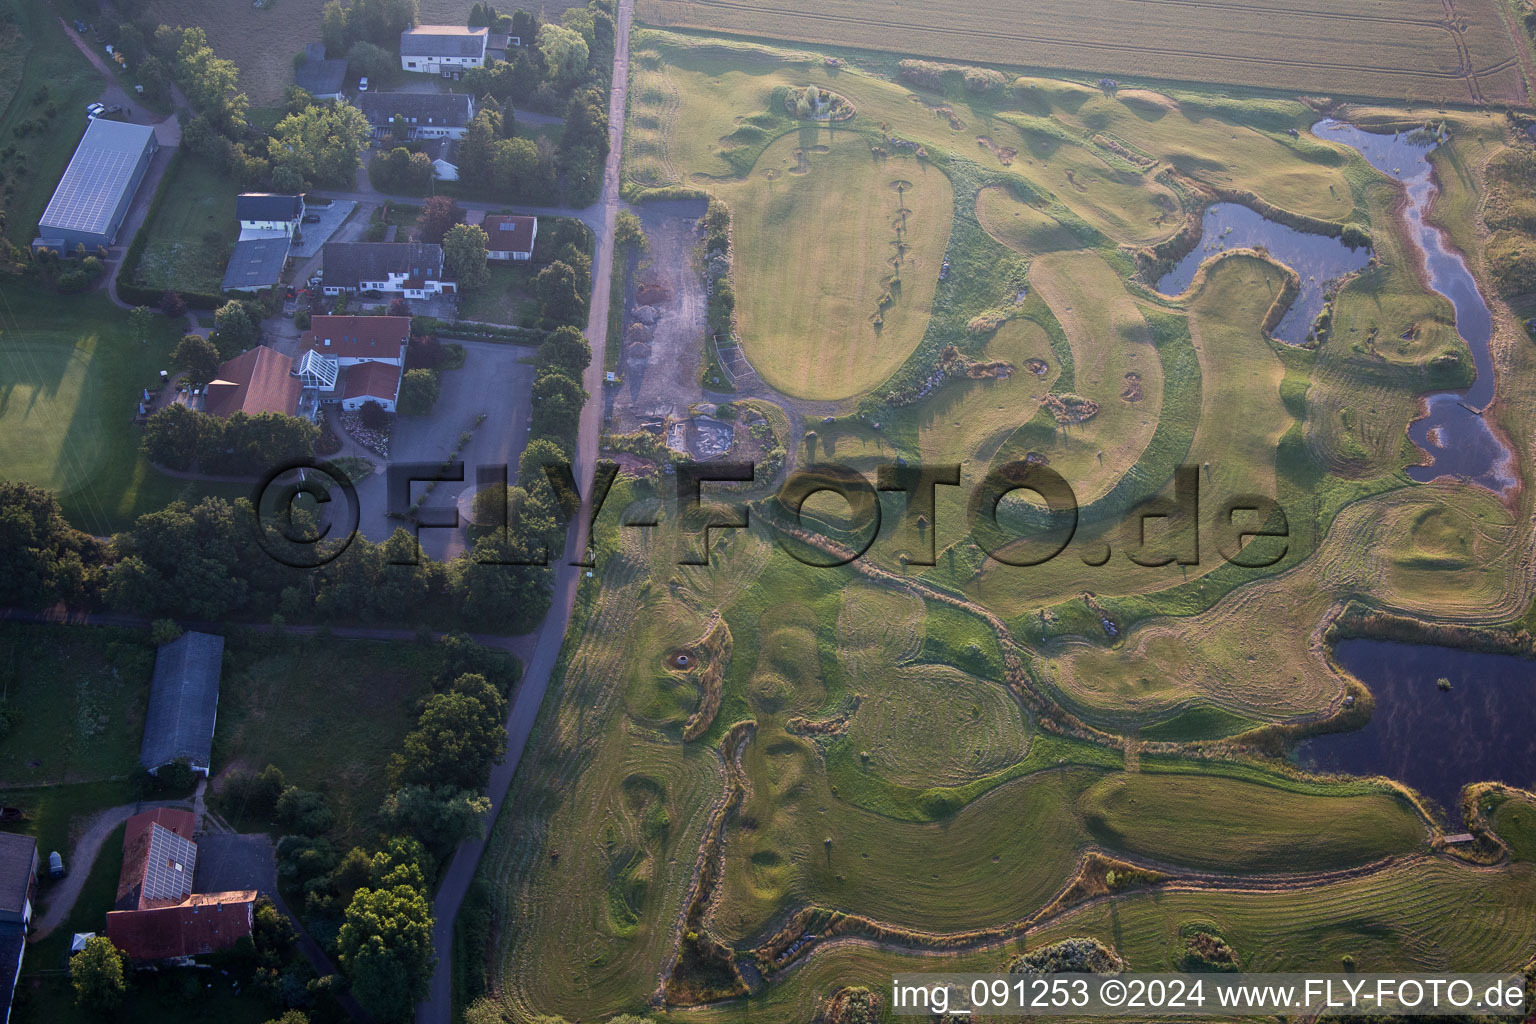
[201,346,302,418]
[355,91,475,140]
[221,236,292,294]
[0,833,35,1024]
[34,118,159,252]
[294,42,347,101]
[114,809,198,911]
[104,806,260,962]
[106,892,257,961]
[139,631,224,776]
[484,214,537,260]
[296,314,409,411]
[399,25,488,76]
[320,241,455,298]
[236,193,303,238]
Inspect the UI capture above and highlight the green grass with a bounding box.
[1080,773,1426,873]
[212,633,440,836]
[126,155,237,296]
[26,821,126,970]
[1138,705,1260,742]
[0,0,102,249]
[457,260,540,326]
[0,287,244,534]
[715,133,954,399]
[15,966,278,1024]
[0,624,154,786]
[0,780,136,869]
[1493,795,1536,863]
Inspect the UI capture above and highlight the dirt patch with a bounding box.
[939,343,1014,379]
[1121,371,1143,402]
[1025,451,1051,466]
[976,135,1019,166]
[1025,358,1050,376]
[1043,392,1100,424]
[637,282,672,305]
[628,341,652,359]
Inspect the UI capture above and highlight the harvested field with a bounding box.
[639,0,1528,104]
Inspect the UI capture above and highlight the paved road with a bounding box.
[29,798,191,941]
[415,0,634,1019]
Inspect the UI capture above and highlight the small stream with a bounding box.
[1156,202,1371,344]
[1295,639,1536,823]
[1314,119,1516,493]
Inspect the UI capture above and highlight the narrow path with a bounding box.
[29,798,192,941]
[416,1,634,1018]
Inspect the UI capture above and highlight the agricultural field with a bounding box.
[475,18,1536,1024]
[638,0,1531,105]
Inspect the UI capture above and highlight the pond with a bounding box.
[1314,119,1516,494]
[1155,202,1372,344]
[1295,638,1536,823]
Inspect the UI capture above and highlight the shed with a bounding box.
[139,632,224,776]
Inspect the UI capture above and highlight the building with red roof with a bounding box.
[106,891,256,961]
[201,346,301,419]
[483,214,537,261]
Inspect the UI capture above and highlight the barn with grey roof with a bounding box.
[35,119,159,252]
[140,632,225,776]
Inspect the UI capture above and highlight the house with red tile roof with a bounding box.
[483,214,537,261]
[104,807,256,962]
[201,346,301,419]
[296,315,409,413]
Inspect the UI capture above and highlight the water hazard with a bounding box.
[1314,119,1516,493]
[1295,639,1536,823]
[1156,202,1371,344]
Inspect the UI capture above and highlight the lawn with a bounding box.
[1079,772,1426,873]
[716,133,953,399]
[457,260,540,326]
[0,287,244,534]
[125,154,237,297]
[0,624,154,787]
[0,0,104,249]
[211,633,441,835]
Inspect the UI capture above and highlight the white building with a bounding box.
[399,25,488,77]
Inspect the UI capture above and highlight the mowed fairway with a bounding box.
[640,0,1529,104]
[718,135,953,399]
[1080,773,1425,873]
[1021,249,1162,504]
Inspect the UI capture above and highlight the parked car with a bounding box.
[358,76,369,91]
[285,286,297,299]
[303,213,321,224]
[48,851,65,878]
[85,102,104,119]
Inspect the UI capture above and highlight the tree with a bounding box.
[390,674,507,790]
[397,369,440,416]
[70,936,128,1010]
[369,836,434,890]
[442,223,490,290]
[263,1012,312,1024]
[417,195,462,245]
[359,399,391,430]
[273,102,372,188]
[517,437,569,489]
[371,147,433,195]
[172,333,222,385]
[529,369,586,442]
[536,23,588,85]
[381,785,491,853]
[347,40,395,80]
[614,209,645,249]
[337,884,435,1023]
[142,404,219,472]
[0,481,102,610]
[536,325,591,377]
[174,28,249,134]
[128,304,155,344]
[211,300,259,358]
[534,260,584,325]
[490,136,539,195]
